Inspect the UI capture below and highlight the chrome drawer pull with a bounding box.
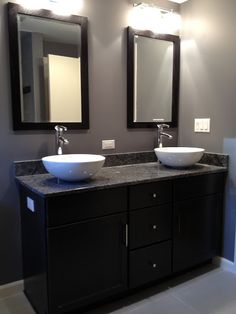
[152,225,158,230]
[125,224,129,247]
[152,263,157,269]
[152,193,157,199]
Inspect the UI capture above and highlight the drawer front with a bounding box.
[174,173,226,201]
[47,187,127,227]
[129,181,172,210]
[129,204,172,249]
[129,241,171,288]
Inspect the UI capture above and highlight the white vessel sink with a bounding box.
[42,154,105,182]
[154,147,205,168]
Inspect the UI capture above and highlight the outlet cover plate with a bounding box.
[194,118,210,133]
[102,140,115,150]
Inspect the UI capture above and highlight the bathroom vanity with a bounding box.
[16,158,227,314]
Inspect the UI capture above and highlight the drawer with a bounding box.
[129,181,172,210]
[46,187,127,227]
[174,173,226,201]
[129,204,172,249]
[129,241,171,288]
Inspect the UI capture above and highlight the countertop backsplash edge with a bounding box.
[14,151,229,177]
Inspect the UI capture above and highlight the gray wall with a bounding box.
[179,0,236,261]
[0,0,177,285]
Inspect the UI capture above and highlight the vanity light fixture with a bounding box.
[20,0,48,10]
[48,0,83,15]
[20,0,83,15]
[129,2,181,34]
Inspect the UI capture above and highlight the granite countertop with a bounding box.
[16,162,227,198]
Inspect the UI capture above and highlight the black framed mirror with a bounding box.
[127,27,180,128]
[7,2,89,130]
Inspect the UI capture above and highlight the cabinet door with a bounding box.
[173,194,221,273]
[47,213,127,313]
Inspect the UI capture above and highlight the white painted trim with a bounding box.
[213,256,236,273]
[0,280,23,300]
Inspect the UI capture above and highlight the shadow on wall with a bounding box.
[223,138,236,261]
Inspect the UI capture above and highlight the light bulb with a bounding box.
[51,0,83,16]
[20,0,48,10]
[163,12,182,33]
[129,4,181,34]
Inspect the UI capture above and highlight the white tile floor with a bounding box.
[1,266,236,314]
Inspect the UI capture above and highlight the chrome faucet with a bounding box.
[55,125,69,155]
[157,124,173,148]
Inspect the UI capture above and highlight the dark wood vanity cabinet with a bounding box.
[19,172,225,314]
[20,186,128,314]
[173,173,225,273]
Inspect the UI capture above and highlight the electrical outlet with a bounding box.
[102,140,115,150]
[27,197,35,212]
[194,118,210,133]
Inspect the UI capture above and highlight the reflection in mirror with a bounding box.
[134,35,173,122]
[18,15,82,123]
[8,3,89,130]
[127,27,180,128]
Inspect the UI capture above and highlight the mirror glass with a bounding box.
[8,3,89,130]
[127,27,180,128]
[18,14,82,123]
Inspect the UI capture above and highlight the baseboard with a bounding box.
[213,256,236,273]
[0,280,23,300]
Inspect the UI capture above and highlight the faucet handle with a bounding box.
[55,125,67,132]
[157,124,170,130]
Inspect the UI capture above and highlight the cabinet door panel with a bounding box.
[129,204,172,249]
[47,213,127,312]
[173,194,221,273]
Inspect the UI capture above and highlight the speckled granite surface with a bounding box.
[14,151,157,176]
[15,160,47,176]
[199,152,229,167]
[14,151,228,176]
[104,151,157,167]
[16,162,227,198]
